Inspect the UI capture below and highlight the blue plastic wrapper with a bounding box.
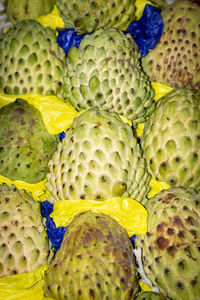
[41,200,67,250]
[42,200,137,250]
[58,131,66,141]
[126,4,163,56]
[56,28,87,55]
[56,4,163,57]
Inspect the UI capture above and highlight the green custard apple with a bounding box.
[0,19,66,95]
[135,187,200,300]
[5,0,55,25]
[135,291,168,300]
[44,211,140,299]
[0,98,58,183]
[63,28,155,125]
[142,0,200,90]
[0,183,53,277]
[141,88,200,192]
[56,0,136,34]
[46,108,151,205]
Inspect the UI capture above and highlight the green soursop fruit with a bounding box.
[56,0,136,34]
[5,0,55,25]
[63,28,155,125]
[0,183,52,277]
[142,0,200,90]
[141,88,200,191]
[0,98,58,183]
[46,108,151,204]
[0,19,66,95]
[44,211,139,299]
[135,187,200,300]
[135,291,168,300]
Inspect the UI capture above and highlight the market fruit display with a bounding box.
[0,183,52,277]
[56,0,136,34]
[44,211,139,299]
[135,291,168,300]
[0,98,58,183]
[135,187,200,300]
[142,0,200,90]
[63,28,155,124]
[0,19,66,95]
[5,0,55,25]
[46,108,151,204]
[141,88,200,192]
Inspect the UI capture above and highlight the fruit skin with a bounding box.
[0,183,52,277]
[0,98,58,184]
[141,88,200,192]
[0,19,66,96]
[44,211,139,299]
[5,0,55,25]
[135,291,168,300]
[56,0,136,34]
[142,0,200,90]
[63,28,155,125]
[46,108,151,204]
[135,187,200,300]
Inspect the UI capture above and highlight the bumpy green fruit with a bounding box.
[46,108,151,204]
[141,88,200,192]
[0,19,66,95]
[0,183,52,277]
[63,28,155,124]
[0,98,58,183]
[135,291,168,300]
[56,0,136,34]
[142,0,200,90]
[44,211,139,299]
[5,0,55,25]
[135,187,200,300]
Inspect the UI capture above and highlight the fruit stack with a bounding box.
[0,0,199,299]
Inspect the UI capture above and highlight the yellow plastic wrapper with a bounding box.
[50,197,147,237]
[36,5,65,31]
[0,93,78,200]
[148,178,170,198]
[0,265,53,300]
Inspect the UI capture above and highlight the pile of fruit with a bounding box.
[0,0,199,299]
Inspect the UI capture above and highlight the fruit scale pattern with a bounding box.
[0,0,199,299]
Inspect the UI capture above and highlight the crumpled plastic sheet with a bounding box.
[126,4,163,56]
[56,4,163,57]
[41,200,67,250]
[41,198,146,250]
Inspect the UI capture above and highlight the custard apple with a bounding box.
[0,183,52,277]
[5,0,55,25]
[142,0,200,90]
[0,98,58,184]
[44,211,139,299]
[46,108,151,204]
[63,28,155,124]
[0,19,66,95]
[56,0,136,34]
[141,88,200,192]
[135,187,200,300]
[135,291,168,300]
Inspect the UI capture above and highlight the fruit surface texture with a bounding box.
[136,187,200,300]
[0,20,66,95]
[44,211,139,299]
[0,183,52,277]
[46,108,151,204]
[142,0,200,90]
[141,88,200,192]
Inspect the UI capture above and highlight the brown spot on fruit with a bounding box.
[155,236,169,250]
